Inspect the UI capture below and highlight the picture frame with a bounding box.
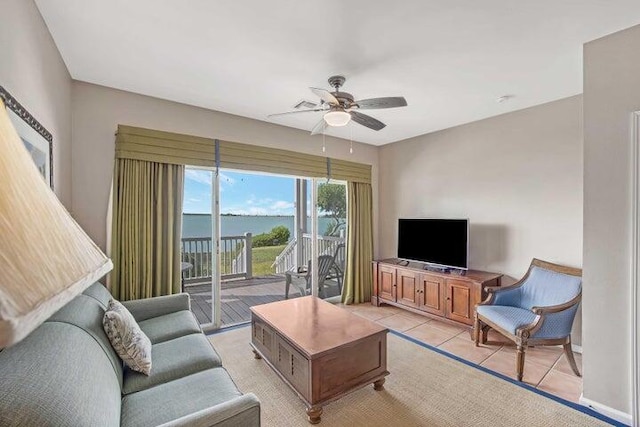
[0,85,53,189]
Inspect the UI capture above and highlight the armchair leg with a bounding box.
[481,325,490,344]
[516,345,526,381]
[474,316,481,347]
[563,340,581,377]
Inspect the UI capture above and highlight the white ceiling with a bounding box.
[36,1,640,146]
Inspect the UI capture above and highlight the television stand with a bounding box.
[372,259,502,329]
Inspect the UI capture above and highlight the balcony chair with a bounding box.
[285,255,341,299]
[327,243,346,291]
[474,258,582,382]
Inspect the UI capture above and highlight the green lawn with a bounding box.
[251,244,286,276]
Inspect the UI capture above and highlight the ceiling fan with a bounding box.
[268,75,408,135]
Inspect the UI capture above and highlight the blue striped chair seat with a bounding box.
[476,305,537,335]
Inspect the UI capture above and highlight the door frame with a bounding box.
[631,111,640,426]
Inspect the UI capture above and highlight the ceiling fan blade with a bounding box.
[310,118,328,136]
[268,108,325,118]
[350,111,386,131]
[354,96,407,110]
[310,87,339,105]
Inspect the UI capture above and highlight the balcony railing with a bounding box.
[181,233,252,284]
[182,232,345,284]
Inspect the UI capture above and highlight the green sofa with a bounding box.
[0,283,260,426]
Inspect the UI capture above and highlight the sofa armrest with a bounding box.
[156,394,260,427]
[122,293,191,322]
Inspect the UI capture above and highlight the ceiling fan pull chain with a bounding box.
[350,123,353,154]
[322,131,326,153]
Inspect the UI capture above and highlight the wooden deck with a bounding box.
[185,274,340,326]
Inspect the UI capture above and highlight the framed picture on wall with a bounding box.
[0,85,53,189]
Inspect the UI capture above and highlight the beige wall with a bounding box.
[583,24,640,416]
[0,0,72,206]
[378,95,583,340]
[71,82,379,253]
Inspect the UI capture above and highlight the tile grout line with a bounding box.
[536,364,555,389]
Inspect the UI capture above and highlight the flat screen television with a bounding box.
[397,218,469,270]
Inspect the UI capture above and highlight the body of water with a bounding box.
[182,214,343,239]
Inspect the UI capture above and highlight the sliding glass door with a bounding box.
[181,168,345,330]
[181,167,219,329]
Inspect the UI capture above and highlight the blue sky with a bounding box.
[183,169,296,215]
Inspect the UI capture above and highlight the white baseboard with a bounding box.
[579,394,632,425]
[571,344,582,354]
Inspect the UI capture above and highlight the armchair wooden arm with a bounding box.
[531,292,582,315]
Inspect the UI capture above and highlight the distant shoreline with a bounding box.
[183,213,332,218]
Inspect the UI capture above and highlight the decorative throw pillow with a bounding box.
[103,299,152,375]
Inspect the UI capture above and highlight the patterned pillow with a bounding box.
[103,299,152,375]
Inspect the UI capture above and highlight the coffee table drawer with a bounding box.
[275,334,310,400]
[252,319,276,360]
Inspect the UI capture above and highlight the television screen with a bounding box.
[397,218,468,269]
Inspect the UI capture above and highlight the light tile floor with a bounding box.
[339,303,583,403]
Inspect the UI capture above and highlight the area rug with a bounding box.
[209,326,615,427]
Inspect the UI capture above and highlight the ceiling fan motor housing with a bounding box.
[328,75,346,90]
[333,92,354,108]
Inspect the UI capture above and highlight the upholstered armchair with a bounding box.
[474,259,582,381]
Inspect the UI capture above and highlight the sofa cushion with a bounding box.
[122,293,191,322]
[121,368,244,427]
[104,299,153,375]
[123,333,222,394]
[0,322,121,427]
[138,310,201,344]
[46,294,124,387]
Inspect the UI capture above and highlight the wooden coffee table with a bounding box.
[250,296,389,424]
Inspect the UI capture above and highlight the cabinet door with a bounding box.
[446,279,476,325]
[397,270,419,308]
[378,265,396,302]
[418,274,445,316]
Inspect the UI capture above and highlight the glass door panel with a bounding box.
[314,179,347,300]
[182,167,216,327]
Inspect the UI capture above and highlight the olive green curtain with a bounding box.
[110,158,184,300]
[341,182,374,304]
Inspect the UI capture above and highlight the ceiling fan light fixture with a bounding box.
[323,110,351,127]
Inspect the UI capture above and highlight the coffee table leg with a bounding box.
[306,406,322,424]
[252,349,262,360]
[373,378,385,391]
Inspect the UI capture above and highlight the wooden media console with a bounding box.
[372,259,502,328]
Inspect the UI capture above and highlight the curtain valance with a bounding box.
[116,125,372,183]
[115,125,216,167]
